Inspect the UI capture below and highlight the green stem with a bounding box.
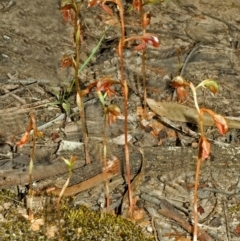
[189,82,204,136]
[57,166,73,241]
[103,109,110,212]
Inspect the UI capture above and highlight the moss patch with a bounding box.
[0,189,153,241]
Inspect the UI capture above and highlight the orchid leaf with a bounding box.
[199,136,210,160]
[213,114,228,135]
[197,79,219,95]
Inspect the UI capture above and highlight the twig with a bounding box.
[180,43,201,77]
[121,148,146,216]
[158,199,213,241]
[151,218,159,241]
[142,194,213,241]
[223,199,231,241]
[2,88,26,105]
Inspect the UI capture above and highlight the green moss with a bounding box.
[60,205,153,241]
[0,190,153,241]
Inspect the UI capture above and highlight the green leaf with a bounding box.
[62,102,70,115]
[96,91,106,106]
[69,27,109,92]
[197,79,219,95]
[62,157,71,167]
[61,0,74,8]
[78,27,109,75]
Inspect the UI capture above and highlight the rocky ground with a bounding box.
[1,0,240,240]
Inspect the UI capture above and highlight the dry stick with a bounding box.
[1,87,26,105]
[223,199,231,241]
[121,147,146,216]
[74,4,90,164]
[158,199,213,241]
[151,218,159,241]
[180,43,201,77]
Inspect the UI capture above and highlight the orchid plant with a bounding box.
[172,76,228,241]
[88,0,160,215]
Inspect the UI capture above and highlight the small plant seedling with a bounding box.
[57,155,76,241]
[16,113,43,221]
[48,88,71,118]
